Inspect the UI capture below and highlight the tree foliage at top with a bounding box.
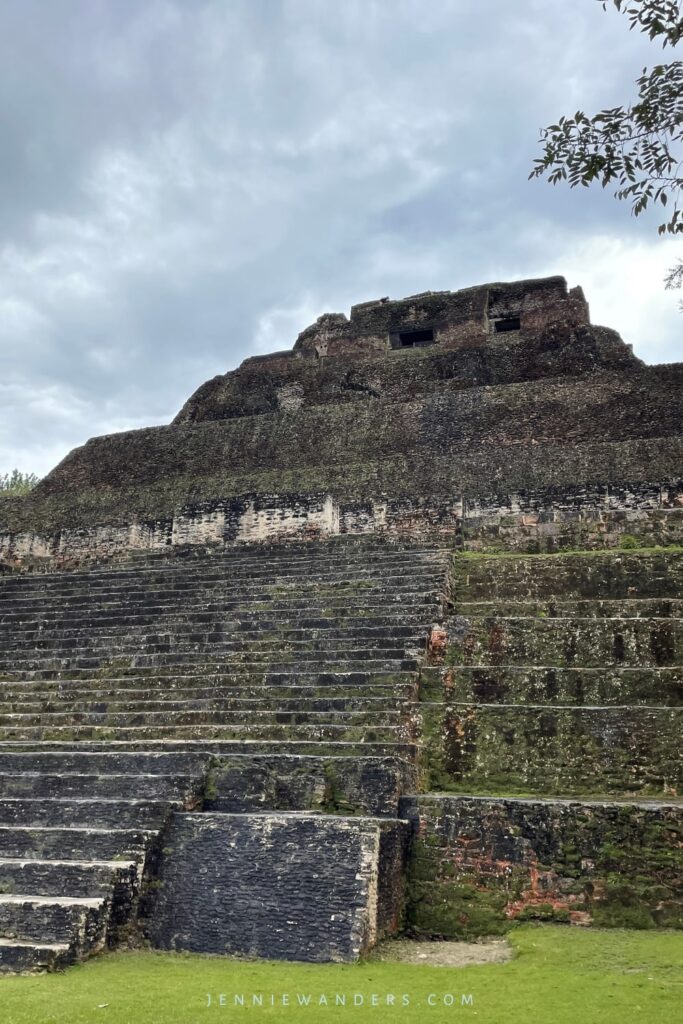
[530,1,683,235]
[0,470,40,496]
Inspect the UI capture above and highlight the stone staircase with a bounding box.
[0,540,448,969]
[0,749,210,971]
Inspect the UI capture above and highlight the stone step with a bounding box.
[451,617,683,668]
[0,858,138,899]
[0,936,71,973]
[0,560,445,599]
[0,656,420,675]
[0,621,428,645]
[0,563,443,591]
[0,738,419,760]
[0,548,443,578]
[117,537,444,560]
[0,571,442,606]
[0,581,444,610]
[0,646,420,663]
[0,894,107,946]
[0,706,404,727]
[0,561,444,593]
[0,547,446,590]
[0,826,149,862]
[112,549,445,576]
[4,596,437,619]
[0,683,416,706]
[0,720,407,744]
[0,631,428,654]
[0,593,438,622]
[0,798,176,829]
[454,598,683,619]
[0,653,422,675]
[0,595,441,626]
[452,550,683,601]
[0,749,210,774]
[0,667,417,686]
[0,773,205,801]
[429,665,683,706]
[0,613,433,637]
[204,753,416,817]
[0,615,434,637]
[0,614,419,640]
[0,695,411,715]
[0,610,430,634]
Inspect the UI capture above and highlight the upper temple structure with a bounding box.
[0,275,680,972]
[1,274,681,564]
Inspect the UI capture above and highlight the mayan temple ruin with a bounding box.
[0,274,680,971]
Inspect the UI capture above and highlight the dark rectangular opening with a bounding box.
[493,316,521,334]
[397,328,434,347]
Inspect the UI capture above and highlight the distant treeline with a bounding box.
[0,470,40,495]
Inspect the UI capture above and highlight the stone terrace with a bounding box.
[409,547,683,936]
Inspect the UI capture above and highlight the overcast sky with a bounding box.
[1,0,681,477]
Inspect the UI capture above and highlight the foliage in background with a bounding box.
[0,470,40,496]
[531,1,683,238]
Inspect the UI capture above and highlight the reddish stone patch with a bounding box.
[428,626,449,661]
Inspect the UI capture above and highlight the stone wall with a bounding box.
[145,812,409,962]
[205,754,417,818]
[2,479,682,569]
[421,703,681,796]
[449,548,683,601]
[22,369,683,515]
[401,795,683,937]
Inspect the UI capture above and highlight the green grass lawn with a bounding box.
[0,926,681,1024]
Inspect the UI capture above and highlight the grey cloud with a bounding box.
[0,0,680,476]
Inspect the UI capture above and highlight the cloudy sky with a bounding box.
[1,0,681,477]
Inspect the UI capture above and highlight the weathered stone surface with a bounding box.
[145,812,408,962]
[0,894,108,949]
[0,826,148,863]
[205,754,416,817]
[447,616,683,668]
[451,550,683,601]
[0,937,71,974]
[402,794,683,937]
[422,703,681,796]
[424,665,683,706]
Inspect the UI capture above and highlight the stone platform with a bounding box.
[147,812,409,962]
